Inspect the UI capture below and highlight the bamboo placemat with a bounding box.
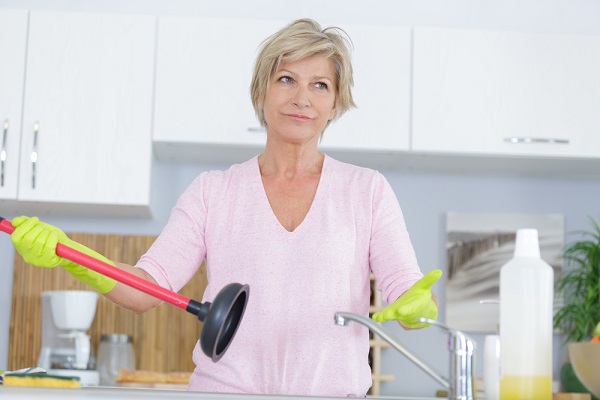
[8,233,208,373]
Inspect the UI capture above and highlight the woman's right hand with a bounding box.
[10,216,163,307]
[11,216,71,268]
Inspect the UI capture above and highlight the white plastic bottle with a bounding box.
[499,229,554,400]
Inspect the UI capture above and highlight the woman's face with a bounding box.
[262,53,337,146]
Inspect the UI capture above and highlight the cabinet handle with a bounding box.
[1,119,8,187]
[31,121,39,189]
[247,127,266,133]
[504,137,569,145]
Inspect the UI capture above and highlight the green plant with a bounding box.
[553,217,600,343]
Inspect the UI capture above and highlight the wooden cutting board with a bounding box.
[116,382,188,390]
[553,394,592,400]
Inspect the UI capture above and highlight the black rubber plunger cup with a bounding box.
[0,217,249,362]
[188,283,249,361]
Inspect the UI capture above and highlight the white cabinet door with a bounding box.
[412,27,600,158]
[0,10,28,200]
[18,11,155,209]
[153,17,285,161]
[320,23,411,152]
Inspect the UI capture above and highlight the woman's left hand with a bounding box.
[372,269,442,329]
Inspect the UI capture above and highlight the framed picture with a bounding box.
[445,212,564,332]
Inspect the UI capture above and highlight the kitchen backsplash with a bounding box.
[9,232,208,373]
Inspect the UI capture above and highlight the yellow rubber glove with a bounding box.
[372,269,442,329]
[11,216,117,294]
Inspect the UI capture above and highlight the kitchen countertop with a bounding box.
[0,386,441,400]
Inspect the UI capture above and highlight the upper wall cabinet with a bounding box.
[0,10,28,200]
[320,23,411,153]
[153,18,412,163]
[153,17,285,162]
[412,27,600,158]
[14,11,155,216]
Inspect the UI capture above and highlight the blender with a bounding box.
[38,290,100,386]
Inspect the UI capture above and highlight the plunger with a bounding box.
[0,217,249,362]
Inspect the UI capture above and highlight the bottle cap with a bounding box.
[513,229,540,258]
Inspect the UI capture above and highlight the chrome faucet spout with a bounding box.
[334,312,476,400]
[333,312,450,389]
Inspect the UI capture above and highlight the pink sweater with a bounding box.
[136,155,423,397]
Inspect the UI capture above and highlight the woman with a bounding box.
[10,19,440,397]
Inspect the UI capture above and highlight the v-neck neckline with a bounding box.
[254,155,329,234]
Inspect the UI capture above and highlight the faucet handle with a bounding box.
[479,299,499,305]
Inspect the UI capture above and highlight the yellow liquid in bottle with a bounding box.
[500,375,552,400]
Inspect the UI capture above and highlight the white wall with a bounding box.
[1,0,600,397]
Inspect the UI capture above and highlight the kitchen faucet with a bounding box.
[334,312,475,400]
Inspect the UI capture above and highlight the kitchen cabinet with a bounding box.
[9,11,155,216]
[152,18,411,164]
[412,27,600,159]
[320,23,411,153]
[0,10,28,200]
[153,16,285,163]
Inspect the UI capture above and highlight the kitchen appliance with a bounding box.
[1,216,249,362]
[38,290,100,386]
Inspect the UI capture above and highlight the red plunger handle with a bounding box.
[0,217,195,313]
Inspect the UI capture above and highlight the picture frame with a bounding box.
[445,212,564,332]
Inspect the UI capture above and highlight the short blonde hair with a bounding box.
[250,18,356,131]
